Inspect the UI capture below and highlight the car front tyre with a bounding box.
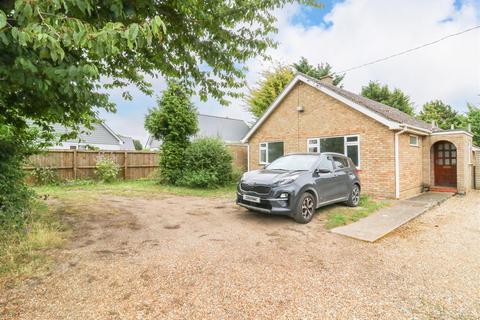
[345,184,360,207]
[293,193,316,224]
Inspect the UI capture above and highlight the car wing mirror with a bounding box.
[315,168,332,174]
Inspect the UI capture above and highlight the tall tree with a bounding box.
[1,0,317,135]
[418,100,465,129]
[145,82,198,184]
[292,57,344,86]
[246,65,294,118]
[465,103,480,146]
[361,81,415,116]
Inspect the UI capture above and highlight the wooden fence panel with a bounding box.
[25,145,247,183]
[25,150,159,182]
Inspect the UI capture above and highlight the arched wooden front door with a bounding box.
[434,141,457,187]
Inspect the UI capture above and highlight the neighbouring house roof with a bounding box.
[243,73,436,142]
[52,122,124,146]
[118,135,136,150]
[146,114,250,149]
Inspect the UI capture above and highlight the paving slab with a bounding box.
[331,192,454,242]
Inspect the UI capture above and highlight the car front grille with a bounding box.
[240,183,271,194]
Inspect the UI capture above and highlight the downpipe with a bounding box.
[394,127,408,199]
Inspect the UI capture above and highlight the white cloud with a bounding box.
[104,0,480,143]
[255,0,480,111]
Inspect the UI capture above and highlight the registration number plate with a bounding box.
[243,195,260,203]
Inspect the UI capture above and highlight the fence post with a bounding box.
[124,151,128,180]
[73,150,77,179]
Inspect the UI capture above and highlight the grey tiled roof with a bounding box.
[146,114,250,149]
[301,73,434,131]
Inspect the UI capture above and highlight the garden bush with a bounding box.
[95,157,120,183]
[178,138,233,188]
[31,167,59,185]
[0,125,36,231]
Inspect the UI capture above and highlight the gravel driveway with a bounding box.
[1,191,480,319]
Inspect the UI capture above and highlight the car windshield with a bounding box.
[266,154,318,171]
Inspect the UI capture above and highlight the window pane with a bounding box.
[333,156,348,169]
[318,156,334,172]
[320,137,344,154]
[268,142,284,163]
[260,143,267,148]
[260,149,267,163]
[444,143,450,150]
[346,136,358,142]
[451,151,456,157]
[308,139,318,145]
[347,145,359,166]
[445,158,450,165]
[308,146,319,153]
[409,136,418,145]
[437,151,443,158]
[452,159,456,165]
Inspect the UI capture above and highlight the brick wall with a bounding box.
[475,151,480,189]
[399,134,424,198]
[226,143,248,171]
[248,82,398,199]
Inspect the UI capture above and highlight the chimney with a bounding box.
[319,75,334,85]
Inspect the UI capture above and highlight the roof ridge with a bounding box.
[198,113,247,123]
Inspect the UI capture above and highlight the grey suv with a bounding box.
[236,153,361,223]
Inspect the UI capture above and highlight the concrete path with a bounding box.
[331,192,454,242]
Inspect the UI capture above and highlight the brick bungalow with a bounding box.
[242,73,477,199]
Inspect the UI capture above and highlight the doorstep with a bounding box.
[330,192,454,242]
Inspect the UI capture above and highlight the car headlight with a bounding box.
[274,174,300,186]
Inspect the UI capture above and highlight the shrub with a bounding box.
[144,82,198,184]
[31,167,59,185]
[0,125,36,231]
[95,157,119,183]
[178,138,233,188]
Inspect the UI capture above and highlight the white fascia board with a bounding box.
[431,130,473,137]
[101,121,124,144]
[242,75,303,142]
[241,74,402,142]
[398,124,431,136]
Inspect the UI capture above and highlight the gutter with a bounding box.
[394,126,408,199]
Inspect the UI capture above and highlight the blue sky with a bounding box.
[101,0,480,144]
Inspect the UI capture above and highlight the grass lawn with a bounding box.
[0,201,68,287]
[34,179,237,200]
[324,195,389,229]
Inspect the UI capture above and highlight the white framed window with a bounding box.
[306,135,360,168]
[409,135,419,147]
[259,142,284,164]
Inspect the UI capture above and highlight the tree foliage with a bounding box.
[133,139,143,151]
[292,57,344,86]
[361,81,415,116]
[246,65,294,118]
[465,103,480,146]
[418,100,465,130]
[144,82,198,184]
[246,57,344,118]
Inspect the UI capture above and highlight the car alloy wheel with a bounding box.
[301,196,314,219]
[351,186,360,206]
